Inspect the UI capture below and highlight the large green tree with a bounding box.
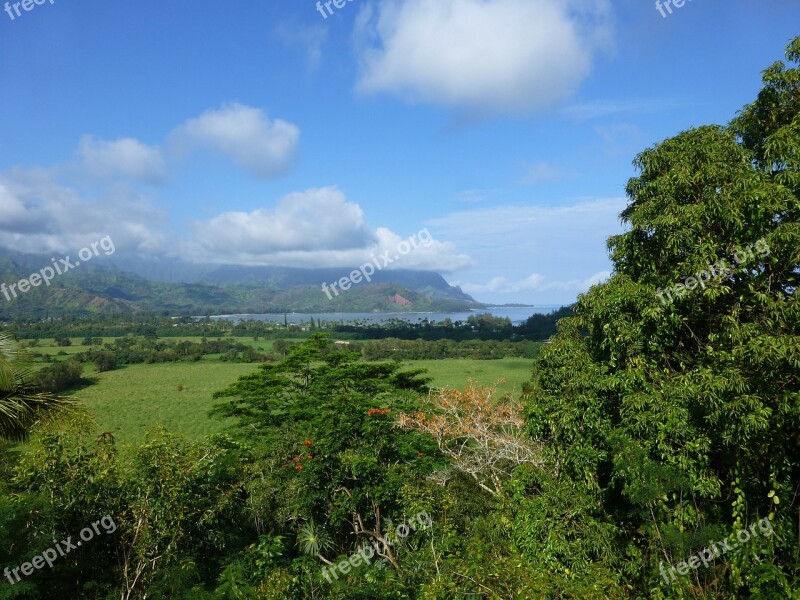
[524,37,800,598]
[211,334,440,598]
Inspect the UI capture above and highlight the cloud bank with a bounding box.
[356,0,613,115]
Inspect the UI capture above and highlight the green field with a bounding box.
[73,362,260,443]
[68,357,533,444]
[403,358,532,396]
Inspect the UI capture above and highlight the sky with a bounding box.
[0,0,798,305]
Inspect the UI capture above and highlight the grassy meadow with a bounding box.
[25,337,534,444]
[73,362,260,443]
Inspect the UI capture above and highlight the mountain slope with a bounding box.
[0,252,480,320]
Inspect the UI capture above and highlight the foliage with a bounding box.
[4,426,245,599]
[361,338,542,361]
[30,360,85,393]
[210,334,443,593]
[1,37,798,600]
[398,382,543,496]
[524,36,800,598]
[0,332,81,442]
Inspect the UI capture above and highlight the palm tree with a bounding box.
[0,332,78,442]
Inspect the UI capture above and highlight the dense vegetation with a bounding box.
[6,309,569,343]
[361,337,542,360]
[0,37,798,599]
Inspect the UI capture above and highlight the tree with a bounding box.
[398,381,543,497]
[524,37,800,596]
[272,339,292,359]
[0,332,79,442]
[211,334,437,588]
[31,360,84,393]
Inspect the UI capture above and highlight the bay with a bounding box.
[209,305,567,327]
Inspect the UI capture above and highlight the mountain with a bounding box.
[0,251,480,320]
[108,256,475,302]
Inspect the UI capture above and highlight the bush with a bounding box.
[30,360,84,393]
[94,352,118,372]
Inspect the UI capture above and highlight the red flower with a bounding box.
[293,456,301,462]
[307,455,313,460]
[304,439,312,446]
[295,464,303,471]
[417,452,424,457]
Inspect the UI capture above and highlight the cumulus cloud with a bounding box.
[0,168,167,255]
[170,103,300,178]
[77,135,166,183]
[0,180,43,233]
[367,226,472,272]
[191,187,375,256]
[355,0,613,115]
[187,186,471,271]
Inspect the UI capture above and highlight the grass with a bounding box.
[26,335,534,443]
[73,362,260,444]
[67,356,533,444]
[403,358,533,396]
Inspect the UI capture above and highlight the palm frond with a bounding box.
[0,331,84,442]
[0,390,82,442]
[296,521,334,557]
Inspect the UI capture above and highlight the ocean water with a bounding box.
[210,306,567,326]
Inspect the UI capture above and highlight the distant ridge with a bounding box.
[0,251,481,320]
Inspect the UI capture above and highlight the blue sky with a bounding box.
[0,0,798,305]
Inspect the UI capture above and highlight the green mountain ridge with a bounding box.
[0,254,482,320]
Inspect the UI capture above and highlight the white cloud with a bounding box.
[191,187,375,256]
[367,226,472,272]
[429,197,626,237]
[0,168,167,255]
[355,0,613,115]
[77,135,166,183]
[170,103,300,178]
[187,186,472,271]
[0,181,42,232]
